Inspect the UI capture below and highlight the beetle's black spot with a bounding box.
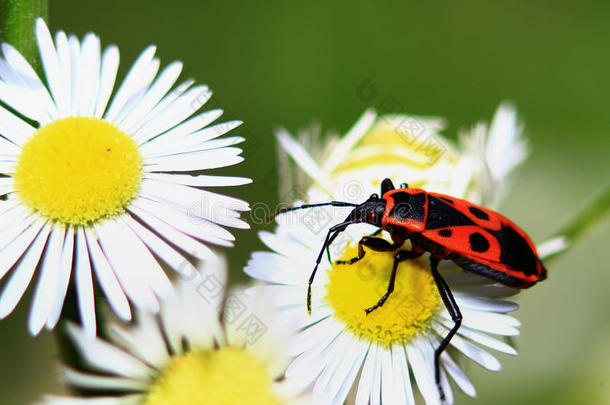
[488,224,539,275]
[426,196,475,229]
[439,197,454,204]
[468,206,490,220]
[438,229,452,237]
[469,232,490,253]
[388,192,426,222]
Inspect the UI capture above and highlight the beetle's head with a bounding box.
[348,193,387,227]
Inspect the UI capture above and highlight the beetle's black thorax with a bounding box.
[348,196,386,227]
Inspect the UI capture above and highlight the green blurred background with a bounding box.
[1,0,609,403]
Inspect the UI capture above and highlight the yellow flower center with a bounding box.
[144,347,281,405]
[334,121,450,173]
[326,243,442,346]
[13,117,142,225]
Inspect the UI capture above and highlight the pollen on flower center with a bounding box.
[13,117,142,225]
[325,242,442,346]
[144,347,281,405]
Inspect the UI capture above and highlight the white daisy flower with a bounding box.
[276,104,524,208]
[0,18,250,336]
[38,257,307,405]
[246,106,531,404]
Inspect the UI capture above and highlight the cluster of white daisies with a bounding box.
[0,18,560,405]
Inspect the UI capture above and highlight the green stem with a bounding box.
[0,0,48,72]
[540,185,610,260]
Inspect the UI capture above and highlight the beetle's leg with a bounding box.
[335,236,402,265]
[364,249,422,314]
[326,229,384,263]
[430,257,462,403]
[325,229,342,263]
[308,221,357,314]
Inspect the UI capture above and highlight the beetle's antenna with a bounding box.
[267,201,358,224]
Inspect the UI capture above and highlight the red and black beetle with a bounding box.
[276,178,546,401]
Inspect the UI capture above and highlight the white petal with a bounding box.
[0,218,44,281]
[314,333,365,405]
[0,205,34,252]
[35,18,68,117]
[104,45,157,123]
[113,58,159,124]
[131,197,235,246]
[141,177,248,211]
[75,228,96,337]
[138,108,223,148]
[370,346,383,405]
[454,294,519,313]
[437,325,501,371]
[107,311,169,370]
[141,119,242,155]
[95,220,163,312]
[144,173,251,187]
[139,179,249,229]
[380,346,401,405]
[0,176,16,196]
[407,338,441,405]
[67,35,81,115]
[121,215,203,277]
[289,317,343,356]
[0,42,56,122]
[85,229,132,322]
[276,128,331,188]
[487,103,526,181]
[0,198,20,223]
[108,219,173,299]
[441,352,476,398]
[134,79,195,134]
[127,204,221,261]
[119,61,183,133]
[0,103,36,147]
[244,254,302,285]
[537,236,569,259]
[76,33,101,117]
[65,323,154,380]
[54,30,72,114]
[94,45,120,118]
[146,135,245,159]
[133,85,210,142]
[0,221,50,318]
[391,344,415,405]
[145,147,244,172]
[443,320,517,355]
[322,109,377,172]
[28,226,65,335]
[0,130,25,159]
[61,367,147,391]
[286,327,342,385]
[445,308,520,336]
[46,226,75,329]
[355,344,378,405]
[0,54,23,84]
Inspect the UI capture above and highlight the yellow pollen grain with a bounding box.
[326,243,442,346]
[144,347,281,405]
[13,117,142,225]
